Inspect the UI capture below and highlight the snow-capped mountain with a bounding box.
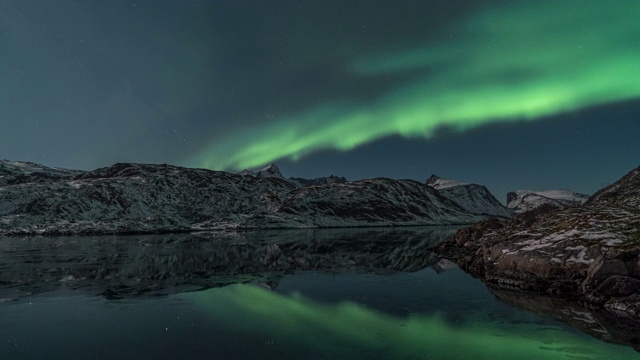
[425,175,512,218]
[507,189,590,213]
[0,161,486,236]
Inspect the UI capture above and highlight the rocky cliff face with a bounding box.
[0,160,486,236]
[434,165,640,336]
[425,175,512,218]
[507,189,590,213]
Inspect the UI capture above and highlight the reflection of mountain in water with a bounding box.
[490,287,640,352]
[0,227,460,301]
[2,226,638,351]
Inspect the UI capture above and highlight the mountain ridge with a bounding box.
[0,160,493,236]
[425,175,512,218]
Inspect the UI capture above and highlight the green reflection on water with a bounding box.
[191,284,637,360]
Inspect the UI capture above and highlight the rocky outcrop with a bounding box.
[0,160,486,236]
[507,189,589,214]
[425,175,512,218]
[434,165,640,328]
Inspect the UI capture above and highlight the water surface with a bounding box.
[0,227,637,359]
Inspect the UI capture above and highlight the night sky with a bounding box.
[2,0,639,200]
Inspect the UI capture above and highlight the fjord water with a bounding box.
[0,228,636,359]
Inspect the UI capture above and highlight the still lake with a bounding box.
[0,227,637,359]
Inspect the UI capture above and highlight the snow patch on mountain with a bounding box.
[425,175,469,190]
[507,189,590,214]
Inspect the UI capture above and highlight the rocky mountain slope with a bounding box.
[0,159,82,186]
[434,164,640,338]
[425,175,512,218]
[0,160,486,236]
[507,189,590,213]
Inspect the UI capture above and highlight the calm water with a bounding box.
[0,227,637,359]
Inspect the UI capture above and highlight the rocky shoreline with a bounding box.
[433,165,640,348]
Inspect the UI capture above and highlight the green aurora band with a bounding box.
[191,0,640,170]
[191,284,638,359]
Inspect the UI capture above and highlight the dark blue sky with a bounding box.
[1,0,638,200]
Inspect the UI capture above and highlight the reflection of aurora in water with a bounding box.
[191,0,640,170]
[193,284,638,360]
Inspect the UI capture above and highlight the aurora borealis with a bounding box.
[191,0,640,171]
[193,283,638,359]
[1,0,639,197]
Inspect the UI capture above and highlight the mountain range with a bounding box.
[0,160,510,236]
[0,159,597,236]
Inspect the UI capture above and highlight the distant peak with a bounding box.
[256,163,284,178]
[260,163,279,171]
[425,175,469,190]
[425,174,441,185]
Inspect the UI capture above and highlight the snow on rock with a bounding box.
[425,175,469,190]
[425,175,512,218]
[507,189,589,214]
